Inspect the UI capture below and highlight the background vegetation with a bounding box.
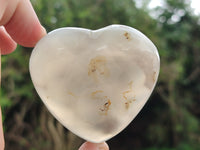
[1,0,200,149]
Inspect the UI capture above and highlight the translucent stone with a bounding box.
[29,25,160,143]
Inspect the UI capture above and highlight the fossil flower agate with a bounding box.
[29,25,160,143]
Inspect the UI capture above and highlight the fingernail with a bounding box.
[41,26,47,35]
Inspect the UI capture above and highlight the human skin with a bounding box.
[0,0,109,150]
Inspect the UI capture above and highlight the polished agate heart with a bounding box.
[29,25,160,143]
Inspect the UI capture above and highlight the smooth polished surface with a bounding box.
[29,25,160,143]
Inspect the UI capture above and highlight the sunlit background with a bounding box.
[1,0,200,150]
[149,0,200,15]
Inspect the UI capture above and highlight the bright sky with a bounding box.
[148,0,200,15]
[190,0,200,15]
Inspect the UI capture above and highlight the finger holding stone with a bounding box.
[0,0,46,54]
[79,142,109,150]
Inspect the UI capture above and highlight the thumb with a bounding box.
[79,142,109,150]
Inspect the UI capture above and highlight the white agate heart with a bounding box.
[29,25,160,143]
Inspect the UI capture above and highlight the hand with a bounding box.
[0,0,46,149]
[0,0,46,55]
[0,0,109,150]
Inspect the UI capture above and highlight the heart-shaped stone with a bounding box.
[29,25,160,143]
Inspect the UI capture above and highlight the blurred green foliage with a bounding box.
[1,0,200,149]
